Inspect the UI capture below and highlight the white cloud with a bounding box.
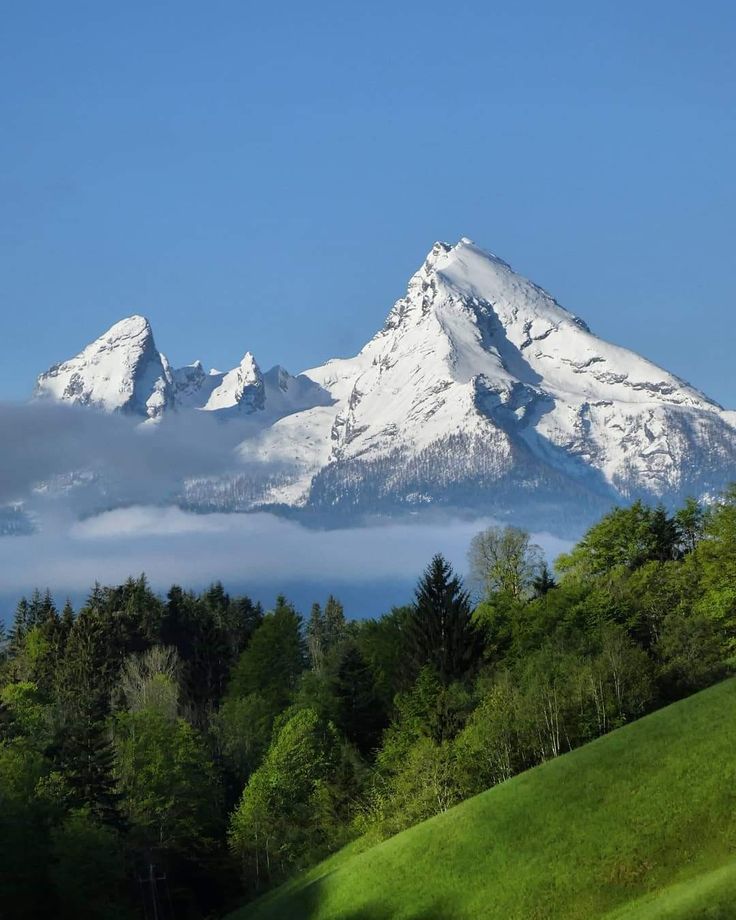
[0,505,571,602]
[0,399,572,617]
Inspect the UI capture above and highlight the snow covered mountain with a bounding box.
[35,316,329,424]
[33,239,736,525]
[35,316,175,420]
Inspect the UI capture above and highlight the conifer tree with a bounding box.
[329,640,383,754]
[54,696,122,827]
[228,596,306,709]
[408,555,481,685]
[532,563,557,597]
[10,597,30,652]
[306,603,326,671]
[324,596,347,651]
[60,599,75,642]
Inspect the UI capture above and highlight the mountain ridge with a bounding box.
[33,239,736,525]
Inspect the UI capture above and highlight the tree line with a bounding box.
[1,491,735,918]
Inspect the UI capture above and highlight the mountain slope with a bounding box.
[35,319,329,424]
[32,240,736,521]
[35,315,175,420]
[230,678,736,920]
[257,239,736,513]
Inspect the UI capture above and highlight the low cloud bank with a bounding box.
[0,400,572,619]
[0,505,571,617]
[0,400,266,512]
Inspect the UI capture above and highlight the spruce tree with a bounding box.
[10,597,30,652]
[408,554,480,685]
[324,595,346,650]
[532,563,557,597]
[54,697,122,827]
[329,640,383,754]
[307,603,326,671]
[650,504,680,562]
[60,599,75,641]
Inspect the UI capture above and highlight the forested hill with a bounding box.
[2,490,736,918]
[232,678,736,920]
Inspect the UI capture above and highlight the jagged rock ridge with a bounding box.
[34,239,736,524]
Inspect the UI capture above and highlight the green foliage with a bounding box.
[228,597,306,709]
[54,696,121,825]
[49,808,131,920]
[114,706,220,854]
[675,496,709,554]
[323,595,347,649]
[557,500,681,579]
[408,554,481,685]
[214,692,278,787]
[228,708,342,889]
[326,639,384,756]
[656,610,727,697]
[0,680,52,746]
[232,679,736,920]
[1,490,735,918]
[455,671,523,794]
[353,605,413,705]
[0,739,53,918]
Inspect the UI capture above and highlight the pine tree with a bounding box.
[10,597,30,651]
[307,603,326,671]
[228,597,306,710]
[60,599,75,641]
[408,554,481,685]
[54,696,122,827]
[532,563,557,597]
[324,595,346,651]
[650,504,680,562]
[57,607,118,714]
[329,640,383,754]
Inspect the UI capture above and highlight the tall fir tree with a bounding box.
[329,640,384,755]
[323,596,346,650]
[532,563,557,597]
[306,603,326,671]
[54,696,122,827]
[9,597,30,652]
[408,554,481,685]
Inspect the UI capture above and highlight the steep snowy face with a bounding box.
[282,238,736,508]
[35,315,174,420]
[36,319,331,427]
[203,352,265,414]
[171,361,222,409]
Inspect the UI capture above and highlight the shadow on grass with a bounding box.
[249,875,459,920]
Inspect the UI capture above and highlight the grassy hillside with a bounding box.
[231,679,736,920]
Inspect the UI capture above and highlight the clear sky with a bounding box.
[2,2,735,403]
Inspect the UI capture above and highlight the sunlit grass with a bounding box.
[230,679,736,919]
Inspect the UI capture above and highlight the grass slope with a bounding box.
[232,680,736,920]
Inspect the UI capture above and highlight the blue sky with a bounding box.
[2,2,735,403]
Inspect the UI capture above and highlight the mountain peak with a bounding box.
[100,314,155,344]
[238,351,259,375]
[381,238,519,336]
[203,351,265,414]
[421,238,511,275]
[110,313,151,330]
[31,239,736,521]
[35,313,171,419]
